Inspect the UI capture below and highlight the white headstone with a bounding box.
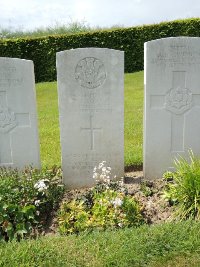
[0,57,40,169]
[57,48,124,188]
[144,37,200,179]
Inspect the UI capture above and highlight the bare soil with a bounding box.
[124,171,174,224]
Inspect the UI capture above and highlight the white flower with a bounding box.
[98,163,104,169]
[98,161,106,169]
[106,169,111,174]
[34,200,40,206]
[92,161,116,184]
[118,223,123,228]
[93,167,97,172]
[118,178,124,187]
[102,167,107,172]
[34,180,49,192]
[100,174,107,181]
[111,198,123,208]
[36,210,40,216]
[93,173,98,180]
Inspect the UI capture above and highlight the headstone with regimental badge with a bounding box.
[0,57,40,169]
[56,48,124,188]
[144,37,200,179]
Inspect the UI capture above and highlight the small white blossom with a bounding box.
[93,173,98,180]
[118,177,124,187]
[34,179,49,192]
[93,161,119,184]
[98,162,104,169]
[111,198,123,208]
[34,200,40,206]
[102,167,107,172]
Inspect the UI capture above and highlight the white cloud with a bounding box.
[0,0,75,30]
[0,0,199,30]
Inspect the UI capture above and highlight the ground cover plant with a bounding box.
[0,167,64,241]
[58,161,143,235]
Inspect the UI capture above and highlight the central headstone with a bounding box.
[57,48,124,188]
[144,37,200,179]
[0,57,40,169]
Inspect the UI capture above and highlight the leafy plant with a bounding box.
[58,161,143,235]
[163,150,200,220]
[140,181,154,197]
[0,203,36,241]
[0,167,64,241]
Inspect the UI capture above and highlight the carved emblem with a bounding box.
[0,105,17,133]
[75,57,106,88]
[165,86,192,115]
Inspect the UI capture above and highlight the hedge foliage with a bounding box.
[1,18,200,82]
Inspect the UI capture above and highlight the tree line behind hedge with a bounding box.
[0,18,200,82]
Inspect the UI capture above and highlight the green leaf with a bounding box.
[6,223,14,240]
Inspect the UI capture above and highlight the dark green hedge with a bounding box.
[1,18,200,82]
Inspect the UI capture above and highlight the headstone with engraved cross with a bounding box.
[56,48,124,188]
[0,57,40,169]
[144,37,200,179]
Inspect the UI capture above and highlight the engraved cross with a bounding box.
[0,91,30,166]
[150,71,200,152]
[81,115,102,150]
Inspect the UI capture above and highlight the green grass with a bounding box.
[0,221,200,266]
[124,71,143,168]
[36,71,144,168]
[36,81,61,167]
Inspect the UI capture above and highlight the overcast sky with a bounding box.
[0,0,200,31]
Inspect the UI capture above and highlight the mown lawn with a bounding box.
[36,71,143,168]
[0,221,200,267]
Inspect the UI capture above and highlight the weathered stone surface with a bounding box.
[144,37,200,179]
[0,57,40,168]
[57,48,124,188]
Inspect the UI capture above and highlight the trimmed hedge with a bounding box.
[1,18,200,82]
